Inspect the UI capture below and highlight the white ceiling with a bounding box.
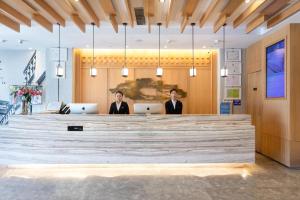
[0,10,300,50]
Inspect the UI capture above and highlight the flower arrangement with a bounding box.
[16,87,42,103]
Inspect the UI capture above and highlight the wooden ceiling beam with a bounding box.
[246,15,266,33]
[32,13,53,32]
[99,0,118,33]
[180,15,189,33]
[71,13,85,32]
[124,0,134,27]
[165,0,174,28]
[183,0,200,16]
[99,0,116,15]
[213,14,227,33]
[233,0,268,28]
[110,14,118,33]
[213,0,243,33]
[181,0,201,33]
[262,0,290,16]
[34,0,65,26]
[199,0,221,28]
[267,1,300,29]
[144,0,154,33]
[0,11,20,32]
[0,1,31,26]
[245,0,291,33]
[79,0,100,27]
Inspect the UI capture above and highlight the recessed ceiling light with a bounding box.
[160,0,165,3]
[245,0,250,3]
[214,39,219,43]
[28,47,33,50]
[164,45,167,48]
[85,44,90,48]
[126,45,129,48]
[166,39,175,44]
[75,0,79,2]
[202,45,206,49]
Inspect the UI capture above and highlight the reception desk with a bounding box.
[0,114,255,165]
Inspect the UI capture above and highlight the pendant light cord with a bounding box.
[223,24,226,70]
[192,23,195,72]
[158,23,161,67]
[124,23,127,68]
[57,23,61,102]
[92,23,95,68]
[58,23,61,64]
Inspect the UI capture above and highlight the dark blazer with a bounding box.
[109,101,130,114]
[165,100,183,114]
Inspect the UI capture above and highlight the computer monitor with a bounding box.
[133,103,162,114]
[69,103,98,114]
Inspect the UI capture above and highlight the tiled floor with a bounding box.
[0,154,300,200]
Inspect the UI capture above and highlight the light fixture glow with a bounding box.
[122,23,129,77]
[156,23,163,77]
[220,68,228,77]
[90,67,97,77]
[160,0,165,3]
[121,67,129,77]
[156,67,163,77]
[90,23,97,77]
[190,23,197,77]
[56,63,64,77]
[189,68,197,77]
[221,24,228,78]
[245,0,250,3]
[56,23,64,78]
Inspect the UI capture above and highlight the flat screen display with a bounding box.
[266,39,285,98]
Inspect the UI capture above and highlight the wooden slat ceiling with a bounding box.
[0,0,299,34]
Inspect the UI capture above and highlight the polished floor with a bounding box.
[0,153,300,200]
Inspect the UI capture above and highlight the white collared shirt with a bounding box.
[116,101,122,111]
[171,99,177,109]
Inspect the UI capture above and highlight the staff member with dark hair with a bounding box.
[109,91,130,114]
[165,89,183,114]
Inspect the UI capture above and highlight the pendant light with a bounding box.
[90,23,97,77]
[221,24,228,77]
[156,23,163,77]
[189,23,196,77]
[121,23,129,77]
[56,23,64,78]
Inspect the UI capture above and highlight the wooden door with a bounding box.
[247,71,262,152]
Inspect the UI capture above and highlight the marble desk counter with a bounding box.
[0,114,255,165]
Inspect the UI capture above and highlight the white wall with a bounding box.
[0,48,73,112]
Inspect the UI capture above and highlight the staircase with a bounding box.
[0,100,14,125]
[24,50,36,85]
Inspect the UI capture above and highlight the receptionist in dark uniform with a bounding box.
[165,89,183,114]
[109,91,130,114]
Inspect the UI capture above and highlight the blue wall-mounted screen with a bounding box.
[266,39,285,98]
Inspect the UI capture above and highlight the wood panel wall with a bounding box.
[246,24,300,167]
[73,49,218,114]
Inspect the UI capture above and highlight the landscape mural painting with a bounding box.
[266,39,285,98]
[110,78,187,101]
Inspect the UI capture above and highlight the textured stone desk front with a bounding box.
[0,114,255,165]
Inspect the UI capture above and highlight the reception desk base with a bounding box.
[0,114,255,165]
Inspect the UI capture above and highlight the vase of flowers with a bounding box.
[16,87,42,115]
